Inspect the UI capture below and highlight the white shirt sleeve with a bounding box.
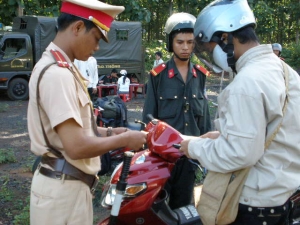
[88,57,98,88]
[188,91,266,173]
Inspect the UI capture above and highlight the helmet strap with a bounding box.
[226,33,236,73]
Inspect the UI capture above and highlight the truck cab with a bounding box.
[0,16,57,100]
[0,32,33,100]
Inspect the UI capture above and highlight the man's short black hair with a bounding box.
[57,13,97,32]
[232,25,259,44]
[111,69,118,73]
[155,51,162,58]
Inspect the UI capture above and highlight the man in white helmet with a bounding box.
[142,12,211,210]
[179,0,300,224]
[272,43,282,56]
[272,43,285,60]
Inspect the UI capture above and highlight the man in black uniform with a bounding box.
[103,68,118,84]
[142,12,211,209]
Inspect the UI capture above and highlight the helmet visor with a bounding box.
[194,36,223,73]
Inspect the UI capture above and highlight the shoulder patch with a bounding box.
[194,64,210,76]
[50,49,70,68]
[150,63,166,76]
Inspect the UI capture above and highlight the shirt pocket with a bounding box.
[191,91,204,116]
[78,88,91,129]
[223,128,255,159]
[158,88,180,119]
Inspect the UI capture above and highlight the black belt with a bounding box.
[239,202,289,216]
[39,167,78,181]
[39,155,99,193]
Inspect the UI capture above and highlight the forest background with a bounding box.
[1,0,300,73]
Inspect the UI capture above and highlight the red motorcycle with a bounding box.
[98,115,300,225]
[98,115,202,225]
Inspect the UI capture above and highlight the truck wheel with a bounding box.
[7,78,29,100]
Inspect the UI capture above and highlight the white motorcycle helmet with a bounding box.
[272,43,282,52]
[194,0,256,43]
[164,12,196,52]
[194,0,256,72]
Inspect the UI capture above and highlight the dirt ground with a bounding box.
[0,73,229,224]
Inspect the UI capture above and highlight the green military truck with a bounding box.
[0,16,57,100]
[0,16,145,101]
[94,21,145,83]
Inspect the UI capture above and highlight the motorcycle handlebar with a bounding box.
[172,144,181,149]
[146,114,154,121]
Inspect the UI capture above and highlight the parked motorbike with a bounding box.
[98,115,300,225]
[98,115,202,225]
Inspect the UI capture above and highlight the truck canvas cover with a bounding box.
[12,16,57,63]
[94,21,142,61]
[93,21,143,76]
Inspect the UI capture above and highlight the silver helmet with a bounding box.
[164,12,196,52]
[272,43,282,52]
[194,0,256,43]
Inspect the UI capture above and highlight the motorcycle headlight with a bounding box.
[101,183,147,207]
[101,184,117,207]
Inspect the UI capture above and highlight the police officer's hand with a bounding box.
[92,88,97,94]
[111,127,128,135]
[125,130,147,151]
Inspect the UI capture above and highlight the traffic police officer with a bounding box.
[142,12,211,210]
[27,0,146,224]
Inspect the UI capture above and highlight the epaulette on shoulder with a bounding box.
[50,49,70,68]
[150,63,166,76]
[194,64,210,76]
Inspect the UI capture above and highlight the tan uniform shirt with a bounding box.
[27,42,100,175]
[188,44,300,207]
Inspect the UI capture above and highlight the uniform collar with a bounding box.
[168,56,195,79]
[46,42,73,66]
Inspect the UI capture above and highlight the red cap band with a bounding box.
[60,1,113,31]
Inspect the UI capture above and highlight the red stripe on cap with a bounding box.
[61,1,113,31]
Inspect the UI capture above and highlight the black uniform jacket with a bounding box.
[142,57,211,136]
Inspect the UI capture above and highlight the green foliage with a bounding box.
[253,1,276,43]
[13,196,30,225]
[0,148,17,164]
[282,42,300,70]
[0,175,30,224]
[99,174,111,186]
[195,166,206,185]
[143,39,170,73]
[0,176,14,202]
[1,0,299,46]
